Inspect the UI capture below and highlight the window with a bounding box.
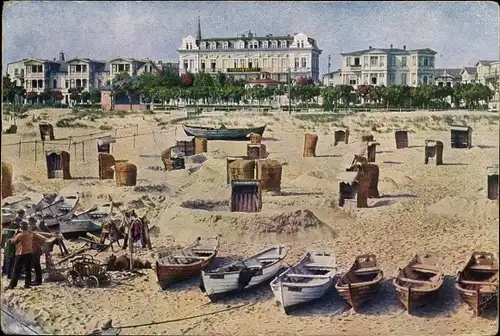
[363,56,369,66]
[371,76,377,85]
[125,64,130,72]
[82,79,87,88]
[280,41,287,48]
[345,57,351,67]
[263,58,268,68]
[262,41,268,48]
[201,42,206,49]
[200,59,206,70]
[211,42,217,49]
[294,58,299,69]
[21,69,24,76]
[402,56,407,66]
[76,79,81,87]
[223,42,228,49]
[211,59,216,70]
[248,60,253,68]
[380,56,385,67]
[412,56,416,66]
[281,58,286,69]
[32,80,37,88]
[370,56,377,66]
[401,73,407,85]
[189,60,194,69]
[14,69,18,75]
[388,73,395,83]
[271,41,277,48]
[239,59,245,67]
[301,57,307,68]
[272,58,277,70]
[430,57,434,66]
[65,80,69,88]
[423,76,428,84]
[234,60,238,68]
[390,57,395,67]
[183,60,188,69]
[354,57,360,66]
[423,58,429,66]
[82,65,87,73]
[53,79,57,88]
[349,79,357,85]
[222,59,228,69]
[254,59,259,67]
[98,79,102,88]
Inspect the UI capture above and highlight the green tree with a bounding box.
[337,84,354,108]
[68,87,83,105]
[39,89,53,104]
[112,71,132,83]
[321,86,341,111]
[2,74,16,103]
[118,78,141,111]
[90,89,101,104]
[80,91,91,104]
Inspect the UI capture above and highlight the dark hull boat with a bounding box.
[456,252,498,317]
[183,124,266,141]
[156,237,219,290]
[335,254,383,311]
[393,254,444,314]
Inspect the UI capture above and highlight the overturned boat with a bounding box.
[270,250,336,314]
[59,202,113,234]
[183,124,266,141]
[156,237,219,290]
[200,245,288,301]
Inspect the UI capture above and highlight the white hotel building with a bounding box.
[340,45,437,87]
[177,19,321,83]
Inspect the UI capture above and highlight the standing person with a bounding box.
[2,217,22,279]
[5,222,34,290]
[28,216,45,286]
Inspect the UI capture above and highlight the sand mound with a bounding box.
[12,182,36,194]
[181,199,229,211]
[427,194,498,220]
[306,170,328,179]
[380,177,399,190]
[133,183,170,193]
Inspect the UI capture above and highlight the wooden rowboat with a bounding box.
[270,250,336,314]
[183,124,266,141]
[393,254,444,314]
[156,237,219,290]
[201,245,288,302]
[335,254,384,311]
[456,252,498,317]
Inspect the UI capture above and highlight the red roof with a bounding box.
[248,78,282,84]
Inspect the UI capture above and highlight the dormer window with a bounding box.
[271,41,278,48]
[297,40,304,48]
[262,41,269,48]
[210,42,217,49]
[223,41,228,49]
[201,42,206,49]
[280,41,287,48]
[249,41,258,49]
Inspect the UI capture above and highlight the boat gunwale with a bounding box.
[157,237,220,268]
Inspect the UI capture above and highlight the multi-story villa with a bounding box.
[460,67,477,84]
[340,45,437,87]
[66,58,107,91]
[178,18,322,83]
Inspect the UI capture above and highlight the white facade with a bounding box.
[340,45,437,87]
[322,69,342,86]
[178,31,322,83]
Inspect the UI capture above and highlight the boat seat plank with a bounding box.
[286,273,332,279]
[460,279,496,285]
[304,263,335,269]
[412,264,439,271]
[257,256,280,261]
[468,265,498,271]
[354,267,380,274]
[398,277,434,285]
[191,248,215,253]
[172,255,210,260]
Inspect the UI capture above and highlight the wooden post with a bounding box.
[348,283,355,312]
[475,287,480,317]
[133,134,136,148]
[34,140,37,162]
[82,141,85,162]
[407,285,412,315]
[129,221,133,271]
[135,124,139,135]
[18,140,22,157]
[152,131,157,144]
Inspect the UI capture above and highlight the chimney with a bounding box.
[369,46,372,50]
[403,45,406,50]
[53,58,56,61]
[390,44,393,48]
[59,51,65,62]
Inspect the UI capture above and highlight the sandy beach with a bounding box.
[1,107,498,335]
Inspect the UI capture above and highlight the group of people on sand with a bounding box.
[2,209,49,290]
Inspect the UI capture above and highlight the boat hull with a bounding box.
[59,220,101,234]
[456,286,498,317]
[200,258,284,301]
[271,278,334,314]
[393,283,440,313]
[336,281,381,311]
[183,125,266,141]
[156,254,217,290]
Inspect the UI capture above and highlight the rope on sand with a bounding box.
[105,302,255,331]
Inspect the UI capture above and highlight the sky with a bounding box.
[2,1,499,74]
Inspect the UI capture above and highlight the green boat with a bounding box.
[182,124,266,141]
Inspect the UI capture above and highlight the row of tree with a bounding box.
[3,71,496,111]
